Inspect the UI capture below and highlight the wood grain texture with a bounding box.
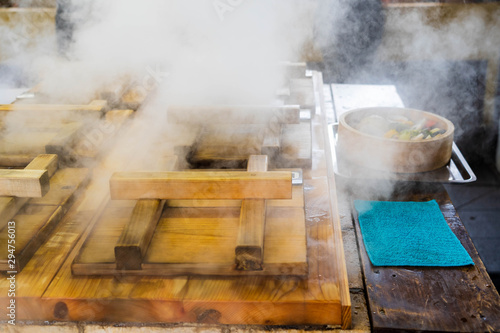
[28,168,90,212]
[286,78,315,109]
[109,171,292,200]
[0,154,58,229]
[0,169,49,197]
[114,199,165,270]
[0,70,350,328]
[25,154,59,177]
[187,125,265,169]
[278,122,312,169]
[261,129,281,163]
[315,71,352,329]
[0,167,89,272]
[45,123,84,164]
[0,154,37,167]
[350,184,500,332]
[0,205,63,271]
[0,103,105,112]
[167,105,300,125]
[72,182,307,277]
[235,155,268,270]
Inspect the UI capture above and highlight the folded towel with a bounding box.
[354,199,474,267]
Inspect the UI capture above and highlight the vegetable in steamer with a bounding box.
[356,114,446,141]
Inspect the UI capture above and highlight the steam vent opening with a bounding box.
[0,0,500,332]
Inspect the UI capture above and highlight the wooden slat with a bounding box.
[114,199,165,270]
[0,103,105,112]
[186,124,264,169]
[0,154,35,167]
[0,167,90,272]
[168,105,300,125]
[45,123,83,163]
[0,205,63,271]
[235,155,268,270]
[71,198,308,277]
[0,154,59,230]
[278,122,313,168]
[0,169,49,197]
[25,154,58,177]
[316,70,352,329]
[109,171,292,200]
[286,78,315,109]
[261,128,281,163]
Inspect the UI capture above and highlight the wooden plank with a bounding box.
[45,123,84,164]
[109,171,292,200]
[235,155,268,270]
[168,105,300,125]
[315,70,352,329]
[71,196,308,277]
[166,180,304,208]
[261,128,281,163]
[278,122,312,168]
[29,168,90,213]
[0,167,89,272]
[286,78,315,109]
[25,154,58,177]
[114,199,165,270]
[0,154,35,167]
[0,103,105,112]
[0,205,63,271]
[187,124,265,169]
[0,169,49,197]
[0,154,58,229]
[351,184,500,332]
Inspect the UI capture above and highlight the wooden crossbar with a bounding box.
[0,154,58,229]
[109,171,292,200]
[0,169,49,198]
[167,105,300,125]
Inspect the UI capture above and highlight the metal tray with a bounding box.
[328,124,476,183]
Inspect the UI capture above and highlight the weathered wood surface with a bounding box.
[114,199,165,270]
[0,167,90,271]
[0,102,106,112]
[0,71,350,328]
[72,194,308,277]
[55,172,338,323]
[167,105,300,125]
[235,155,269,270]
[0,122,84,166]
[186,125,266,169]
[286,78,315,109]
[25,154,58,178]
[0,154,58,229]
[0,169,49,197]
[278,122,313,168]
[109,171,292,200]
[261,129,281,164]
[350,183,500,332]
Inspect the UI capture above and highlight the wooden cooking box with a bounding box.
[0,69,351,328]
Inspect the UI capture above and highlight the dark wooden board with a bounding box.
[350,183,500,332]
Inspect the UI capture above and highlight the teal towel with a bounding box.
[354,200,474,267]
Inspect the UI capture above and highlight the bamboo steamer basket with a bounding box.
[337,107,455,173]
